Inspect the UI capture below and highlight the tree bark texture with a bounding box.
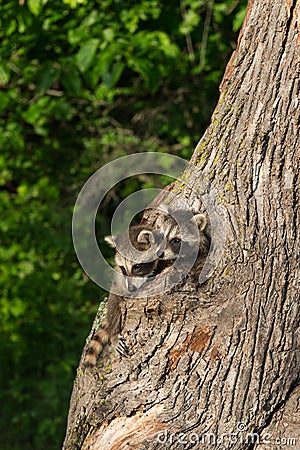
[63,0,300,448]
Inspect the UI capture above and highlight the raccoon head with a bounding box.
[155,204,208,262]
[114,254,158,292]
[105,225,163,293]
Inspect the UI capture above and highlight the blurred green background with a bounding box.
[0,0,246,448]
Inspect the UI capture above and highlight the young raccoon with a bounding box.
[84,225,163,367]
[154,204,210,265]
[106,225,164,292]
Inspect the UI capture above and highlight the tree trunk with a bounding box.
[63,0,300,448]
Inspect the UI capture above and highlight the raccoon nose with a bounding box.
[128,284,137,292]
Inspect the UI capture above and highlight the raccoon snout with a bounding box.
[156,249,165,258]
[128,284,137,292]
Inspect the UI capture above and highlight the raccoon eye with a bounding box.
[132,264,142,275]
[171,238,181,246]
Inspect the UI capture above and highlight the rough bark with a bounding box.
[63,0,300,448]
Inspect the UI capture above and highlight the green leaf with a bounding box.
[102,62,125,89]
[61,66,82,95]
[6,18,17,37]
[128,56,160,92]
[27,0,47,16]
[51,99,75,121]
[63,0,88,7]
[67,27,87,46]
[37,63,59,93]
[75,39,99,73]
[0,64,10,85]
[21,97,50,126]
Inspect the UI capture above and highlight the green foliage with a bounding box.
[0,0,247,448]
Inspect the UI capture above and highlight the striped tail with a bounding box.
[83,327,109,367]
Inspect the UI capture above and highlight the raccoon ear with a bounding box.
[104,235,116,248]
[137,229,154,245]
[194,213,207,232]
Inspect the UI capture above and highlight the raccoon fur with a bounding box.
[83,225,163,366]
[106,224,164,292]
[154,204,210,266]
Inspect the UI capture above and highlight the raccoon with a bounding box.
[154,204,210,266]
[83,225,163,367]
[105,225,164,292]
